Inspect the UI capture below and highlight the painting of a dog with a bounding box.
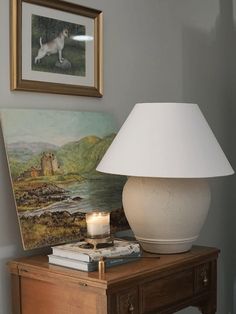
[31,15,86,76]
[35,29,69,64]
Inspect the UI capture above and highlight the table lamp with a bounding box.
[96,103,234,254]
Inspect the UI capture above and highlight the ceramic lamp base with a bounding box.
[122,177,211,254]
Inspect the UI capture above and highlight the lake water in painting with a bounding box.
[19,176,126,218]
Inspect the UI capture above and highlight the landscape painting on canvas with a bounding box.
[0,110,128,250]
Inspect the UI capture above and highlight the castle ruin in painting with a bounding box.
[18,152,61,179]
[41,152,60,176]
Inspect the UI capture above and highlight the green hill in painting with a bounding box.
[8,133,116,180]
[57,133,116,177]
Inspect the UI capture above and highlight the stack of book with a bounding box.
[48,239,141,272]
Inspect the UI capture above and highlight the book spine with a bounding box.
[49,251,141,272]
[105,256,140,268]
[52,249,89,262]
[48,255,97,271]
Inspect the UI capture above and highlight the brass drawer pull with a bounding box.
[128,303,135,313]
[203,274,208,286]
[200,269,208,286]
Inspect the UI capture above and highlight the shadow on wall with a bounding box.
[181,0,236,313]
[0,125,22,314]
[0,126,21,248]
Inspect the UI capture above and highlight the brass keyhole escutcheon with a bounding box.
[128,303,135,313]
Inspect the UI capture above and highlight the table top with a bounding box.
[8,246,219,288]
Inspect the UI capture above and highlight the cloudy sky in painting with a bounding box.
[1,109,116,146]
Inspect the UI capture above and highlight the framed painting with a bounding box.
[1,109,128,249]
[10,0,103,97]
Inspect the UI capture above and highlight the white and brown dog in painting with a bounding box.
[34,29,69,64]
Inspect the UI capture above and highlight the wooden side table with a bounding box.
[8,246,219,314]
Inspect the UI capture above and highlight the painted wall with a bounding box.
[232,1,236,314]
[0,0,235,313]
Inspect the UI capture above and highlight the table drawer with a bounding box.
[141,270,194,313]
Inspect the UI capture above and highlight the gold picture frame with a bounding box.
[10,0,103,97]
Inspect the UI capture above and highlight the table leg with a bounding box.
[198,302,216,314]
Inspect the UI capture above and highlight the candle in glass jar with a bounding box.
[86,212,110,238]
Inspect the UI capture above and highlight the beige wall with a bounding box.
[0,0,235,313]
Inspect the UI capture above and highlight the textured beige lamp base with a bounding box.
[122,177,211,254]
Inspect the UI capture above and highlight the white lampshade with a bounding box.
[96,103,234,254]
[97,103,234,178]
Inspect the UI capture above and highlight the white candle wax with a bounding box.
[86,212,110,237]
